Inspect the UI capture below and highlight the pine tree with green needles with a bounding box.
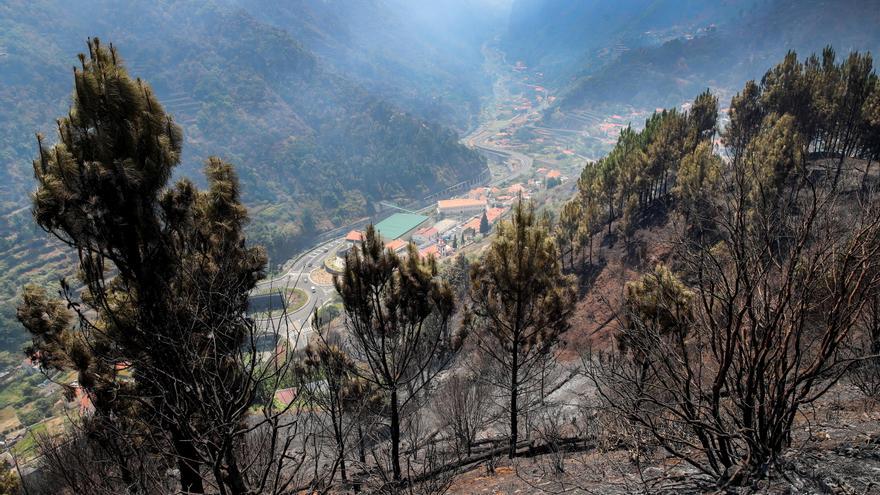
[335,225,456,481]
[674,140,722,236]
[685,89,719,153]
[619,264,694,358]
[724,80,765,164]
[18,39,266,494]
[466,199,576,458]
[744,113,805,220]
[0,459,20,495]
[557,200,581,269]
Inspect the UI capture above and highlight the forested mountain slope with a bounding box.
[503,0,757,85]
[503,0,880,112]
[0,0,488,352]
[557,0,880,111]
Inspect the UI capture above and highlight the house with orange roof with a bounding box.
[345,230,364,250]
[69,383,95,416]
[385,239,408,254]
[486,207,506,224]
[467,187,488,200]
[462,216,481,233]
[546,169,562,179]
[437,198,486,218]
[418,244,440,260]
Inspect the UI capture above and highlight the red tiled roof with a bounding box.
[72,386,94,415]
[467,187,487,199]
[385,239,408,252]
[486,207,506,224]
[419,245,440,260]
[462,217,481,232]
[275,387,297,407]
[345,230,363,242]
[415,226,438,237]
[438,198,486,210]
[546,170,561,179]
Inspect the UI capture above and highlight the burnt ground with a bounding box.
[447,385,880,494]
[446,195,880,494]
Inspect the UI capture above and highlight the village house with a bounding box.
[412,226,439,245]
[437,198,486,219]
[486,207,506,224]
[345,229,363,250]
[433,219,458,239]
[384,239,409,255]
[418,244,440,261]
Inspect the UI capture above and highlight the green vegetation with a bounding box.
[574,48,880,487]
[314,302,343,324]
[505,1,880,117]
[287,288,308,312]
[6,1,880,491]
[323,256,345,273]
[563,89,718,253]
[10,418,59,459]
[0,458,21,494]
[18,40,269,493]
[467,199,576,458]
[0,0,487,353]
[252,288,308,318]
[336,225,456,481]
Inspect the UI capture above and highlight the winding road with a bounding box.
[463,126,534,185]
[252,238,345,349]
[252,113,538,350]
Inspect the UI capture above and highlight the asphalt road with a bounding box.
[462,126,534,185]
[252,238,345,350]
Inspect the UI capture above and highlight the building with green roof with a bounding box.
[374,213,429,241]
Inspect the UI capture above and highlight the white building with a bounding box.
[437,198,486,219]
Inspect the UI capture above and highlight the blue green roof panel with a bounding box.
[374,213,429,240]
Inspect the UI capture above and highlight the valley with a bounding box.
[2,1,880,493]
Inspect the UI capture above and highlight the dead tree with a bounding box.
[435,373,492,458]
[589,145,880,486]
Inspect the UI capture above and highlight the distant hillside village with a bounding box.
[342,167,566,263]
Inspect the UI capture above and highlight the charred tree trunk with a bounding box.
[509,341,519,459]
[172,430,204,494]
[390,388,401,481]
